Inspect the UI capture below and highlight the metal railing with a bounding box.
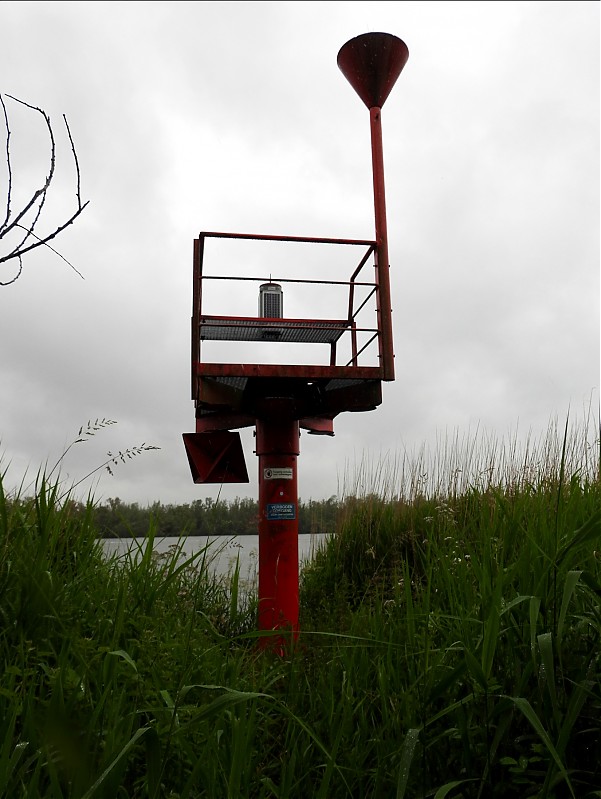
[192,231,381,374]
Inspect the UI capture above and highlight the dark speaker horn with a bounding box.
[337,32,409,109]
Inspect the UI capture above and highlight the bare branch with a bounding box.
[0,253,22,286]
[1,95,55,244]
[0,94,12,232]
[0,200,90,267]
[0,93,88,284]
[13,222,85,279]
[63,114,83,208]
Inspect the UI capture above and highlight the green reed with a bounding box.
[0,411,599,797]
[300,412,600,797]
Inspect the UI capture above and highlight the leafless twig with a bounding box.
[0,93,89,285]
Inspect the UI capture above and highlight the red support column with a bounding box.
[370,105,395,381]
[255,418,300,648]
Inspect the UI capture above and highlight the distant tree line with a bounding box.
[91,495,342,539]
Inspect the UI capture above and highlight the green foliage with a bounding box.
[0,414,599,797]
[298,416,601,798]
[91,494,340,539]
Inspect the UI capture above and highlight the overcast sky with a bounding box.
[1,1,599,508]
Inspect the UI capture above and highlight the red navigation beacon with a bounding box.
[183,33,409,649]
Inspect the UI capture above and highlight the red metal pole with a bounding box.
[255,418,300,648]
[370,106,395,381]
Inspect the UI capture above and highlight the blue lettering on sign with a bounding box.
[267,503,296,520]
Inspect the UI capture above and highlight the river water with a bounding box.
[102,533,330,590]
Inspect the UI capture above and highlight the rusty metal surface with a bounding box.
[194,372,382,431]
[198,231,377,247]
[370,106,395,380]
[182,431,249,483]
[186,32,407,497]
[191,231,390,402]
[337,32,409,109]
[199,315,353,344]
[336,32,409,381]
[195,362,381,381]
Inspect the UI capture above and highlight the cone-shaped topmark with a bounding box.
[337,32,409,108]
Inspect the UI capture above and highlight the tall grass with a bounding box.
[302,411,601,797]
[0,412,599,798]
[338,408,599,502]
